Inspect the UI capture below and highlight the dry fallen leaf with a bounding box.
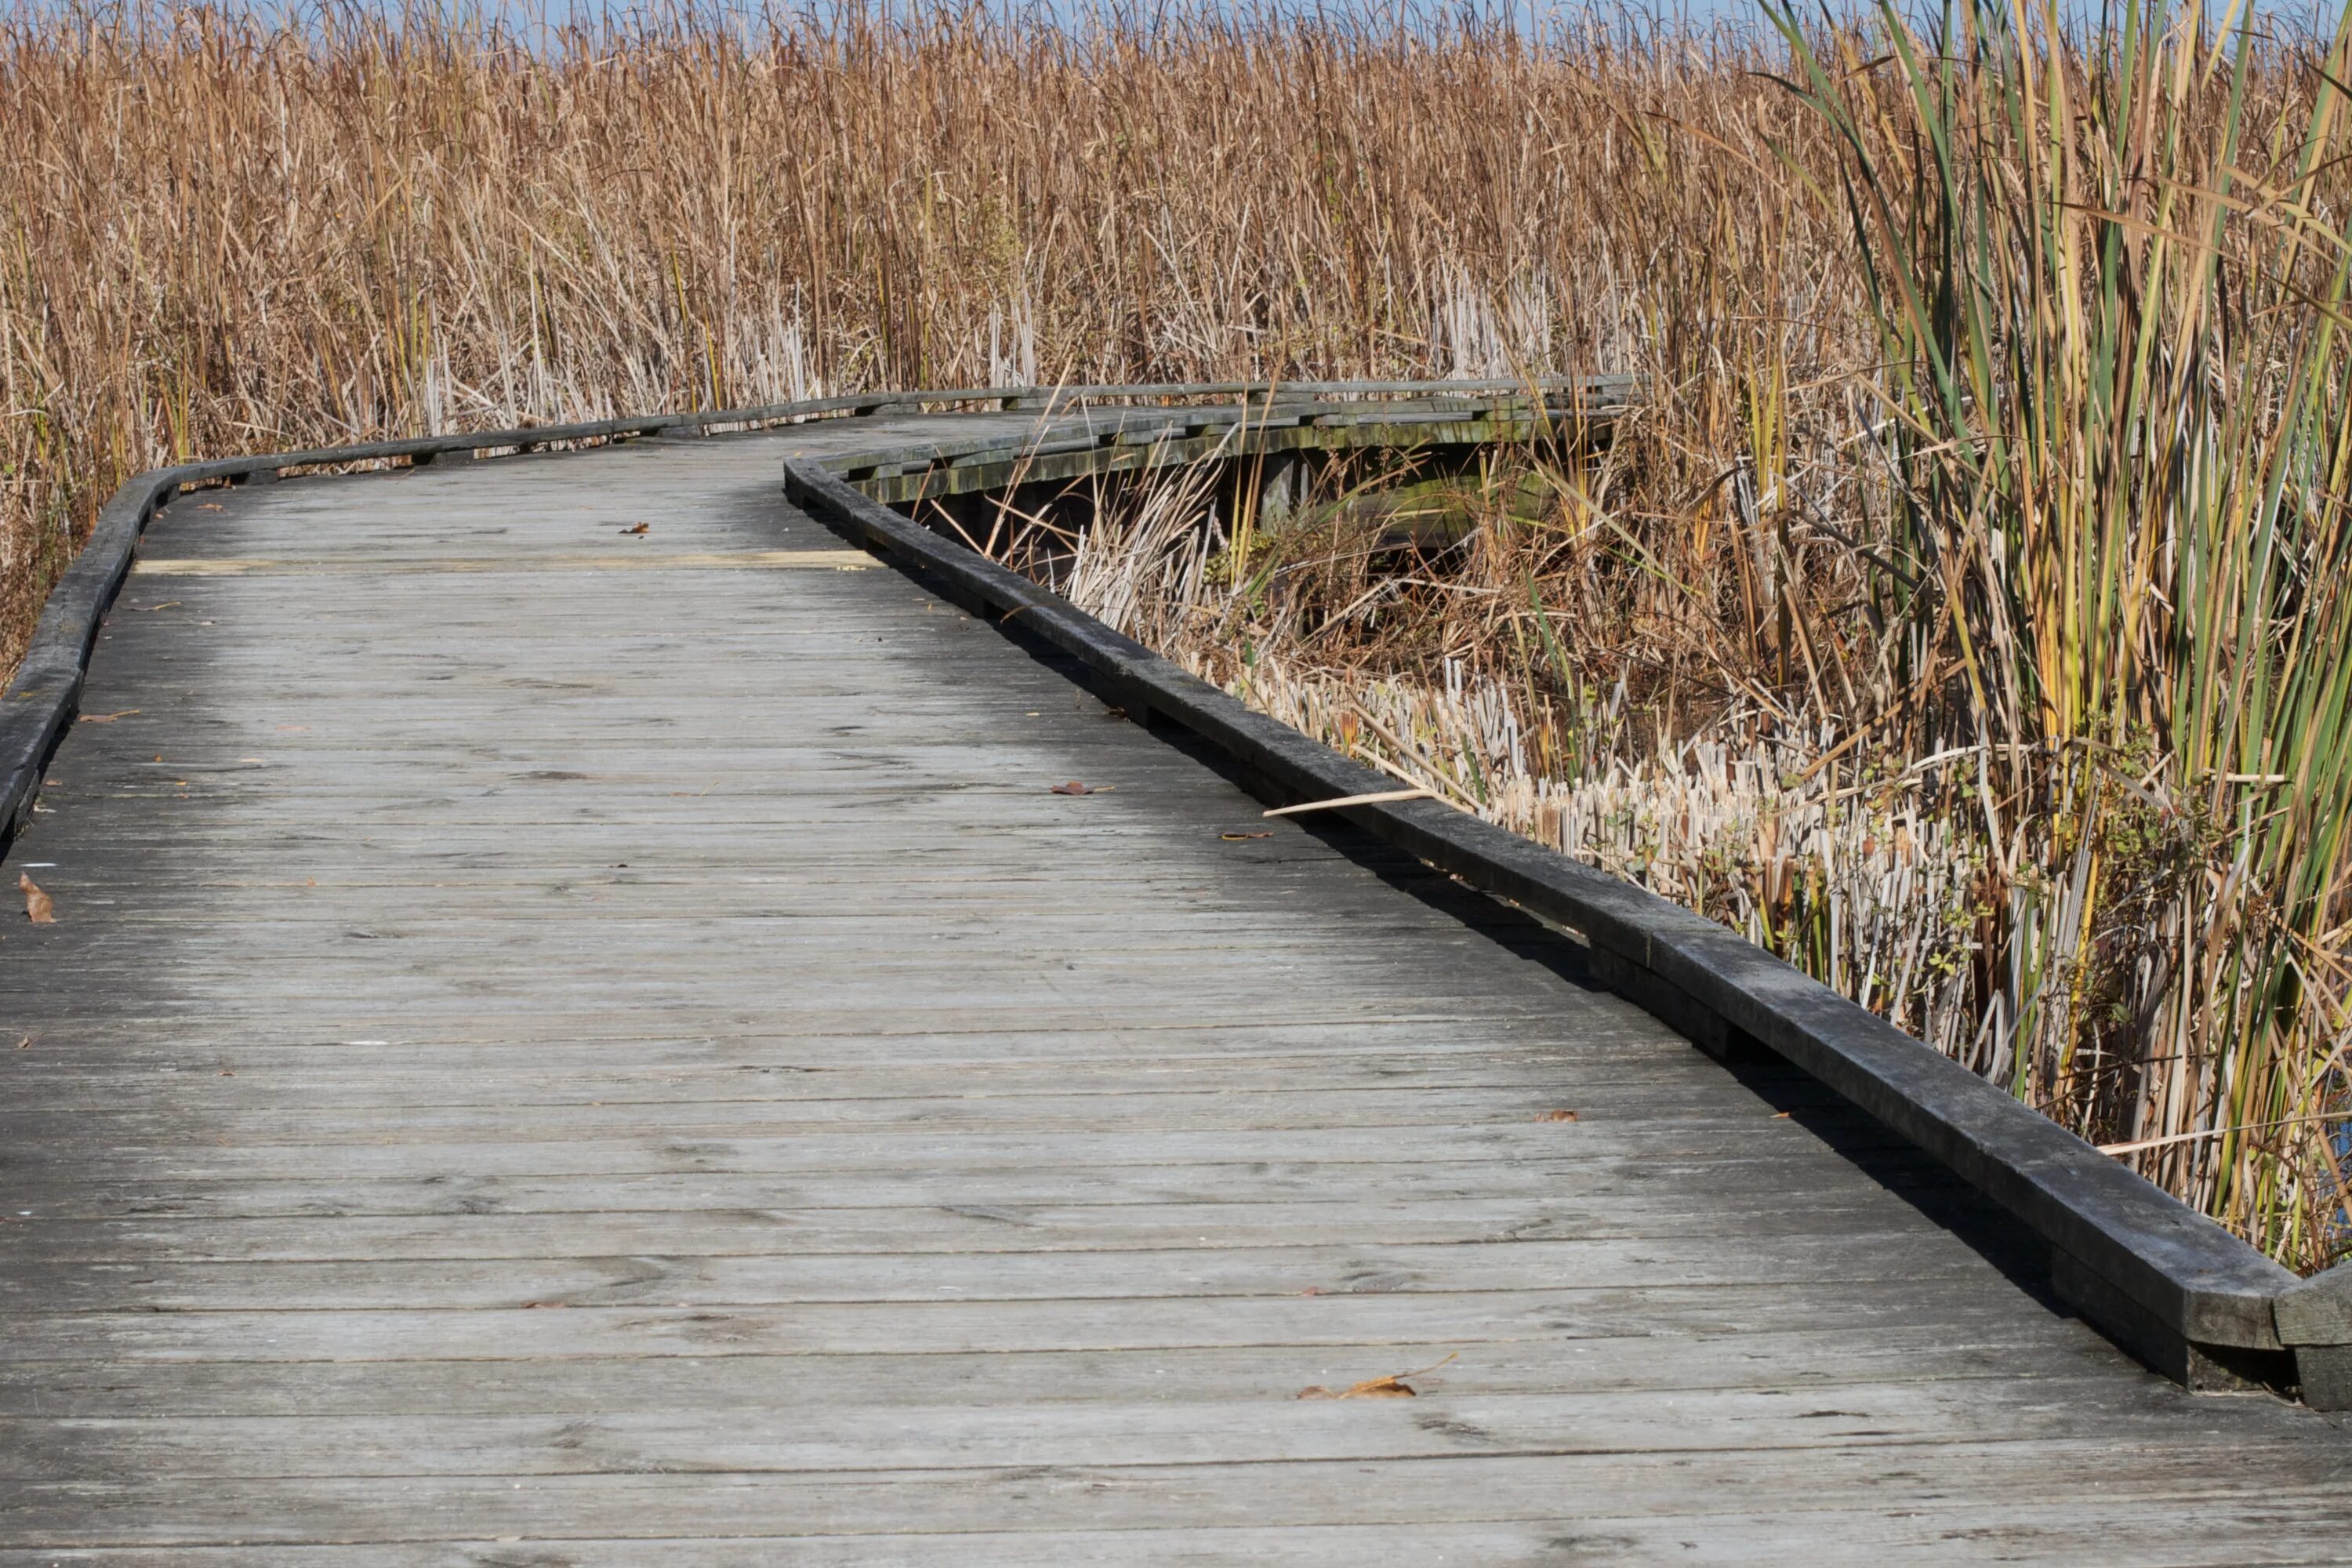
[1537,1109,1580,1123]
[80,710,139,724]
[14,1036,30,1051]
[1771,1111,1793,1120]
[620,522,650,535]
[1050,781,1093,796]
[18,874,55,924]
[1221,831,1275,841]
[1296,1353,1458,1401]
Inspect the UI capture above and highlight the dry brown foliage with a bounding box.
[0,1,1839,661]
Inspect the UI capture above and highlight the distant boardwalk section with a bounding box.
[2,399,2350,1563]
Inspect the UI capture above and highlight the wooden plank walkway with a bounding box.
[3,414,2350,1563]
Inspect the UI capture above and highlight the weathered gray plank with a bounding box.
[0,1327,2128,1420]
[0,1377,2289,1481]
[6,1510,2352,1568]
[1,1442,2345,1546]
[0,1281,2074,1365]
[0,1231,2026,1313]
[0,1150,1955,1221]
[0,1193,2010,1265]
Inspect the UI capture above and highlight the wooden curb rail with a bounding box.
[3,374,2335,1406]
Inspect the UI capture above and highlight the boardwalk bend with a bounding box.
[5,380,2352,1560]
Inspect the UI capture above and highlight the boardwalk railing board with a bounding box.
[2,376,2312,1406]
[776,439,2308,1399]
[840,401,1612,506]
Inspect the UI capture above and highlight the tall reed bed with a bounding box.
[0,0,1818,646]
[8,0,2352,1259]
[1755,0,2352,1262]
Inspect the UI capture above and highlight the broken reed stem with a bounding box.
[1262,788,1434,818]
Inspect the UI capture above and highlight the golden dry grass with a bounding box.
[0,2,1836,648]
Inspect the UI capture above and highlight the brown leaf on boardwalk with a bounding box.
[620,522,650,535]
[1295,1374,1418,1399]
[1050,781,1093,795]
[1221,831,1274,840]
[80,710,139,723]
[18,874,54,924]
[1537,1108,1579,1122]
[1295,1352,1457,1400]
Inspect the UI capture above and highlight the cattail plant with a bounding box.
[1766,0,2352,1259]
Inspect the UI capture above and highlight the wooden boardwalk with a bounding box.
[4,414,2351,1563]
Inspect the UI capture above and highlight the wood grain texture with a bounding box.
[2,417,2348,1561]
